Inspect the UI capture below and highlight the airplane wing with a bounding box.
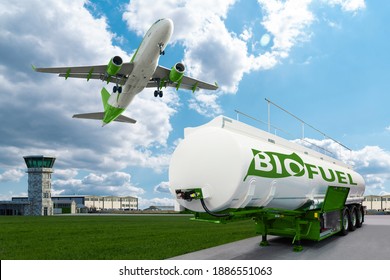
[148,65,218,92]
[33,63,134,85]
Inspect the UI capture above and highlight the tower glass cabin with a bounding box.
[23,155,56,216]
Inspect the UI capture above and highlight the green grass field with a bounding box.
[0,215,257,260]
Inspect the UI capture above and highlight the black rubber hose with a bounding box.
[200,198,231,217]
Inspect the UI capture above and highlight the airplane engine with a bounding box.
[106,56,123,76]
[169,62,185,83]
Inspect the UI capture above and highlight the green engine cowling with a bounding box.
[106,56,123,76]
[169,62,185,83]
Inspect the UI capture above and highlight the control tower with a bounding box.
[23,155,56,216]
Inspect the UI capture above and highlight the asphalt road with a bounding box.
[170,215,390,260]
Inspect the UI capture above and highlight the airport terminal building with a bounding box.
[10,195,139,214]
[0,155,138,215]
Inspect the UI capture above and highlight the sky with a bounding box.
[0,0,389,209]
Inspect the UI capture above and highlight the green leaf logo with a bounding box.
[244,149,305,181]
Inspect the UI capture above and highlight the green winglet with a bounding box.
[31,64,37,71]
[65,68,71,80]
[87,67,94,81]
[191,82,199,93]
[215,81,219,89]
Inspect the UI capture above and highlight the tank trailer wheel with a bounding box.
[340,207,350,236]
[349,206,357,232]
[356,205,364,228]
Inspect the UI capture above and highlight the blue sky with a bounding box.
[0,0,389,208]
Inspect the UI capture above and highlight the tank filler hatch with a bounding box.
[321,186,350,212]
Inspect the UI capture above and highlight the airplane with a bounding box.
[33,18,218,126]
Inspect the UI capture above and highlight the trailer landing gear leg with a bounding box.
[260,235,269,247]
[293,240,303,252]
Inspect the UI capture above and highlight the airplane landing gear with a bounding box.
[154,90,163,98]
[113,86,122,94]
[153,77,163,97]
[158,42,165,55]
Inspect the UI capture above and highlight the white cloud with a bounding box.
[0,169,24,183]
[240,27,253,41]
[188,92,223,117]
[324,0,366,13]
[53,171,145,197]
[123,0,366,117]
[258,0,315,59]
[54,169,78,180]
[364,174,387,192]
[154,181,171,193]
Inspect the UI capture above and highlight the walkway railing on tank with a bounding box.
[234,98,352,158]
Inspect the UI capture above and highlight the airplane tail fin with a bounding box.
[72,87,137,125]
[101,87,111,110]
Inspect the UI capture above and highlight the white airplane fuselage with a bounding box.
[108,19,173,109]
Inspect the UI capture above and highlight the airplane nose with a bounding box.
[162,18,174,34]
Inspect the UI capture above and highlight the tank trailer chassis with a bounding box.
[180,186,364,252]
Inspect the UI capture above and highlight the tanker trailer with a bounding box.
[169,116,365,251]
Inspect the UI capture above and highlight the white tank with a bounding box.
[169,116,365,212]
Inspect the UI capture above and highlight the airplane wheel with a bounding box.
[118,87,122,94]
[113,86,117,93]
[159,91,163,98]
[154,90,158,97]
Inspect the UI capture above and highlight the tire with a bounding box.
[340,207,350,236]
[118,87,122,94]
[356,205,364,228]
[154,90,158,97]
[159,91,163,98]
[113,86,117,93]
[349,206,357,232]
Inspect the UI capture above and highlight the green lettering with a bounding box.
[271,154,283,174]
[318,166,336,182]
[347,173,358,185]
[305,163,319,179]
[285,158,304,176]
[254,152,273,172]
[336,171,348,184]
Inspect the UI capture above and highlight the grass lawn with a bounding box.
[0,215,257,259]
